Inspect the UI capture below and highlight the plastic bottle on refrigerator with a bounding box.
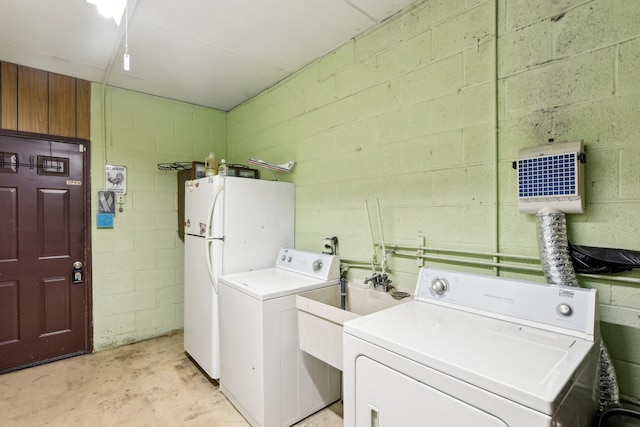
[218,159,227,176]
[205,152,217,176]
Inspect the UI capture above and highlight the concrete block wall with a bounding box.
[84,0,640,402]
[90,85,226,350]
[228,0,498,290]
[497,0,640,403]
[227,0,640,402]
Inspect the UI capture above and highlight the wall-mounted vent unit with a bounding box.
[514,141,586,214]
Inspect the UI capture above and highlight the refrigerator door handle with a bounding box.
[204,184,224,293]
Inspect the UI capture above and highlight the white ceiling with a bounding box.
[0,0,417,111]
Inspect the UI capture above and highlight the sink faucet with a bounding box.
[364,272,392,292]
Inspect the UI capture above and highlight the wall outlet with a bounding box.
[322,236,338,255]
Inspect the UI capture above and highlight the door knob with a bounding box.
[72,261,84,283]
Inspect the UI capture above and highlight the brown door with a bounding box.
[0,134,90,372]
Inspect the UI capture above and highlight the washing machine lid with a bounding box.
[344,301,597,415]
[219,268,339,300]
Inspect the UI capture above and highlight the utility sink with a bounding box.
[296,281,411,371]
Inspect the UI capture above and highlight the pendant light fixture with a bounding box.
[87,0,130,71]
[87,0,127,26]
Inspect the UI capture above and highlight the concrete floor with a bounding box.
[0,332,343,426]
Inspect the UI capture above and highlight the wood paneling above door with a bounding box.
[48,73,76,138]
[0,62,18,130]
[18,66,48,135]
[76,79,91,140]
[0,61,90,140]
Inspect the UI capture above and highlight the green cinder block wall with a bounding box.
[90,86,226,350]
[90,0,640,403]
[226,0,640,402]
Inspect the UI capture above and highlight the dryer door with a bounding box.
[355,356,508,427]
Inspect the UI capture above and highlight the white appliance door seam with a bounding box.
[205,183,224,293]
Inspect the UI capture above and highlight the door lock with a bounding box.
[72,261,84,284]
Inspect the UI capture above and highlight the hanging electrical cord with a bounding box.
[123,1,130,71]
[99,0,138,188]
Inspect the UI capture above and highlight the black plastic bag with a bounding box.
[598,407,640,427]
[569,243,640,274]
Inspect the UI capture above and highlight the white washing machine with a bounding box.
[218,248,342,427]
[343,268,600,427]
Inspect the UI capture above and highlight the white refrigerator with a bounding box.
[183,176,294,380]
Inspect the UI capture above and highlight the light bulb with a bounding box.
[97,4,113,19]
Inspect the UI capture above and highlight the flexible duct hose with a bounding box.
[536,208,620,414]
[598,343,621,413]
[536,208,580,287]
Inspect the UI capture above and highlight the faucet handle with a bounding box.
[364,272,380,284]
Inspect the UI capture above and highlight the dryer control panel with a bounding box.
[415,268,598,341]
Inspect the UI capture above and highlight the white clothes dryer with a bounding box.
[218,248,342,427]
[343,268,600,427]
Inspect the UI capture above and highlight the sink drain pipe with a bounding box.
[536,208,620,414]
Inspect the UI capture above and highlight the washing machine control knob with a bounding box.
[281,255,286,261]
[431,278,448,295]
[312,259,323,272]
[557,303,573,317]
